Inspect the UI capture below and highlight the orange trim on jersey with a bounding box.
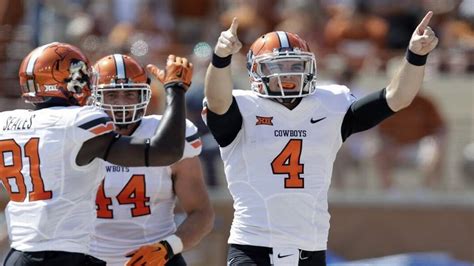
[90,121,114,135]
[190,139,202,148]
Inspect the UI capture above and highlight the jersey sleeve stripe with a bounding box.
[185,132,200,142]
[89,121,115,136]
[78,117,112,130]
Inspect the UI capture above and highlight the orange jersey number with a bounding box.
[96,179,113,218]
[0,138,52,202]
[271,139,304,188]
[96,174,151,218]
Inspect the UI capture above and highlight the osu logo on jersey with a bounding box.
[256,116,273,126]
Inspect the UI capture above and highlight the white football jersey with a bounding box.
[90,116,201,266]
[0,106,114,254]
[203,85,355,251]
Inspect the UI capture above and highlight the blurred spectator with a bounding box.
[0,0,23,25]
[171,0,215,45]
[108,1,177,62]
[0,0,25,98]
[378,1,420,53]
[274,1,328,58]
[323,0,388,71]
[374,93,447,190]
[438,10,474,73]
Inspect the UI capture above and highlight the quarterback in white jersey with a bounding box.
[90,54,214,266]
[205,13,438,266]
[0,43,192,266]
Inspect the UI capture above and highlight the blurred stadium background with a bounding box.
[0,0,473,265]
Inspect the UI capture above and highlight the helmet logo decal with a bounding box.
[44,85,57,91]
[66,59,89,93]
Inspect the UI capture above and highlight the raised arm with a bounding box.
[205,17,242,114]
[78,55,192,167]
[385,11,438,111]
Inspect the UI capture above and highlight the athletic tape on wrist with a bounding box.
[163,234,183,255]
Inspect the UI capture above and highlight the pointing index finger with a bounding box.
[417,11,433,35]
[229,17,239,35]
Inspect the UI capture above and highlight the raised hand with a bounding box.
[409,11,439,55]
[215,17,243,58]
[147,55,193,91]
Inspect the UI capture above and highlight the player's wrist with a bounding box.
[164,83,188,93]
[212,53,232,68]
[405,49,428,66]
[161,234,184,258]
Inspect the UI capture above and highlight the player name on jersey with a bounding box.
[2,114,36,131]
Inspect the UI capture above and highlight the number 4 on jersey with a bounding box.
[271,139,304,188]
[96,175,151,218]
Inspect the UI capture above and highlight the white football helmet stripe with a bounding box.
[113,54,126,79]
[276,31,290,48]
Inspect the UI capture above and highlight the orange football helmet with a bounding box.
[92,54,151,124]
[19,42,92,106]
[246,31,317,98]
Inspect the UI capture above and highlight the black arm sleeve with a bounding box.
[206,97,243,147]
[341,88,395,142]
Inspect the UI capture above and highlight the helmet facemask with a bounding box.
[91,54,152,127]
[248,49,317,99]
[93,81,151,125]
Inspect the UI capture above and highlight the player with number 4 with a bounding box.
[203,12,438,266]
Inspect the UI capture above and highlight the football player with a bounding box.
[0,42,192,265]
[204,12,438,266]
[89,54,214,266]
